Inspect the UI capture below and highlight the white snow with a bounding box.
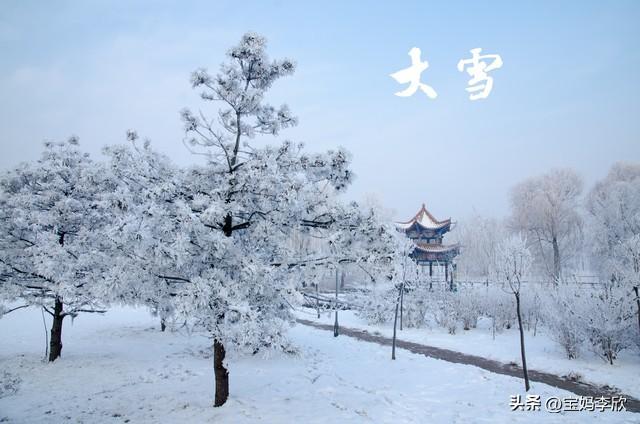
[1,306,638,423]
[299,307,640,400]
[395,204,449,230]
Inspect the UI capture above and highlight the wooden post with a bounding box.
[452,263,457,290]
[633,286,640,341]
[399,284,404,331]
[333,268,339,337]
[315,282,320,319]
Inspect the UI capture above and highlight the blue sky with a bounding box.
[1,1,639,220]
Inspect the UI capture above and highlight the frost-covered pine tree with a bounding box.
[0,138,116,361]
[107,33,398,407]
[102,132,186,331]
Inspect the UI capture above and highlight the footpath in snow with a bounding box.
[0,307,638,423]
[297,318,640,413]
[296,307,640,400]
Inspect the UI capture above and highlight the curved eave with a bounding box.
[397,220,451,233]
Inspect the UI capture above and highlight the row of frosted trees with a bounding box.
[455,163,640,286]
[448,163,640,365]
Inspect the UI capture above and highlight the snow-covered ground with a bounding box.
[1,307,638,423]
[297,307,640,399]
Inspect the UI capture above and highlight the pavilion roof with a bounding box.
[396,203,451,231]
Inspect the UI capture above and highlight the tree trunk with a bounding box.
[212,212,232,407]
[515,293,530,391]
[160,318,166,332]
[552,236,561,281]
[392,284,402,360]
[48,298,65,362]
[223,213,233,237]
[213,339,229,407]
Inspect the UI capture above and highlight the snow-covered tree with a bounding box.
[583,282,634,364]
[586,162,640,275]
[480,286,516,339]
[450,214,506,281]
[540,281,634,363]
[613,234,640,342]
[107,33,398,407]
[509,168,583,280]
[493,234,533,391]
[586,162,640,345]
[102,133,187,332]
[540,284,586,359]
[391,234,416,359]
[357,286,397,325]
[0,138,116,361]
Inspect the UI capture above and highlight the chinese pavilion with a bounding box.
[396,203,460,281]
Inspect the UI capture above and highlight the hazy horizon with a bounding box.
[1,1,639,222]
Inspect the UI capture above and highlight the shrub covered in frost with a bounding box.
[356,287,396,325]
[540,284,586,359]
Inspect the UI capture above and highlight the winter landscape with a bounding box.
[1,2,640,423]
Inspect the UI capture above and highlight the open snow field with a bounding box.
[1,307,638,423]
[299,307,640,399]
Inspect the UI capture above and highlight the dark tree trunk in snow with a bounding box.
[212,211,233,407]
[213,339,229,407]
[49,232,67,362]
[552,236,561,281]
[515,293,530,391]
[49,297,65,362]
[223,213,233,237]
[392,284,402,360]
[160,318,166,332]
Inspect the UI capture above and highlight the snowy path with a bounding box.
[1,307,639,423]
[298,318,640,413]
